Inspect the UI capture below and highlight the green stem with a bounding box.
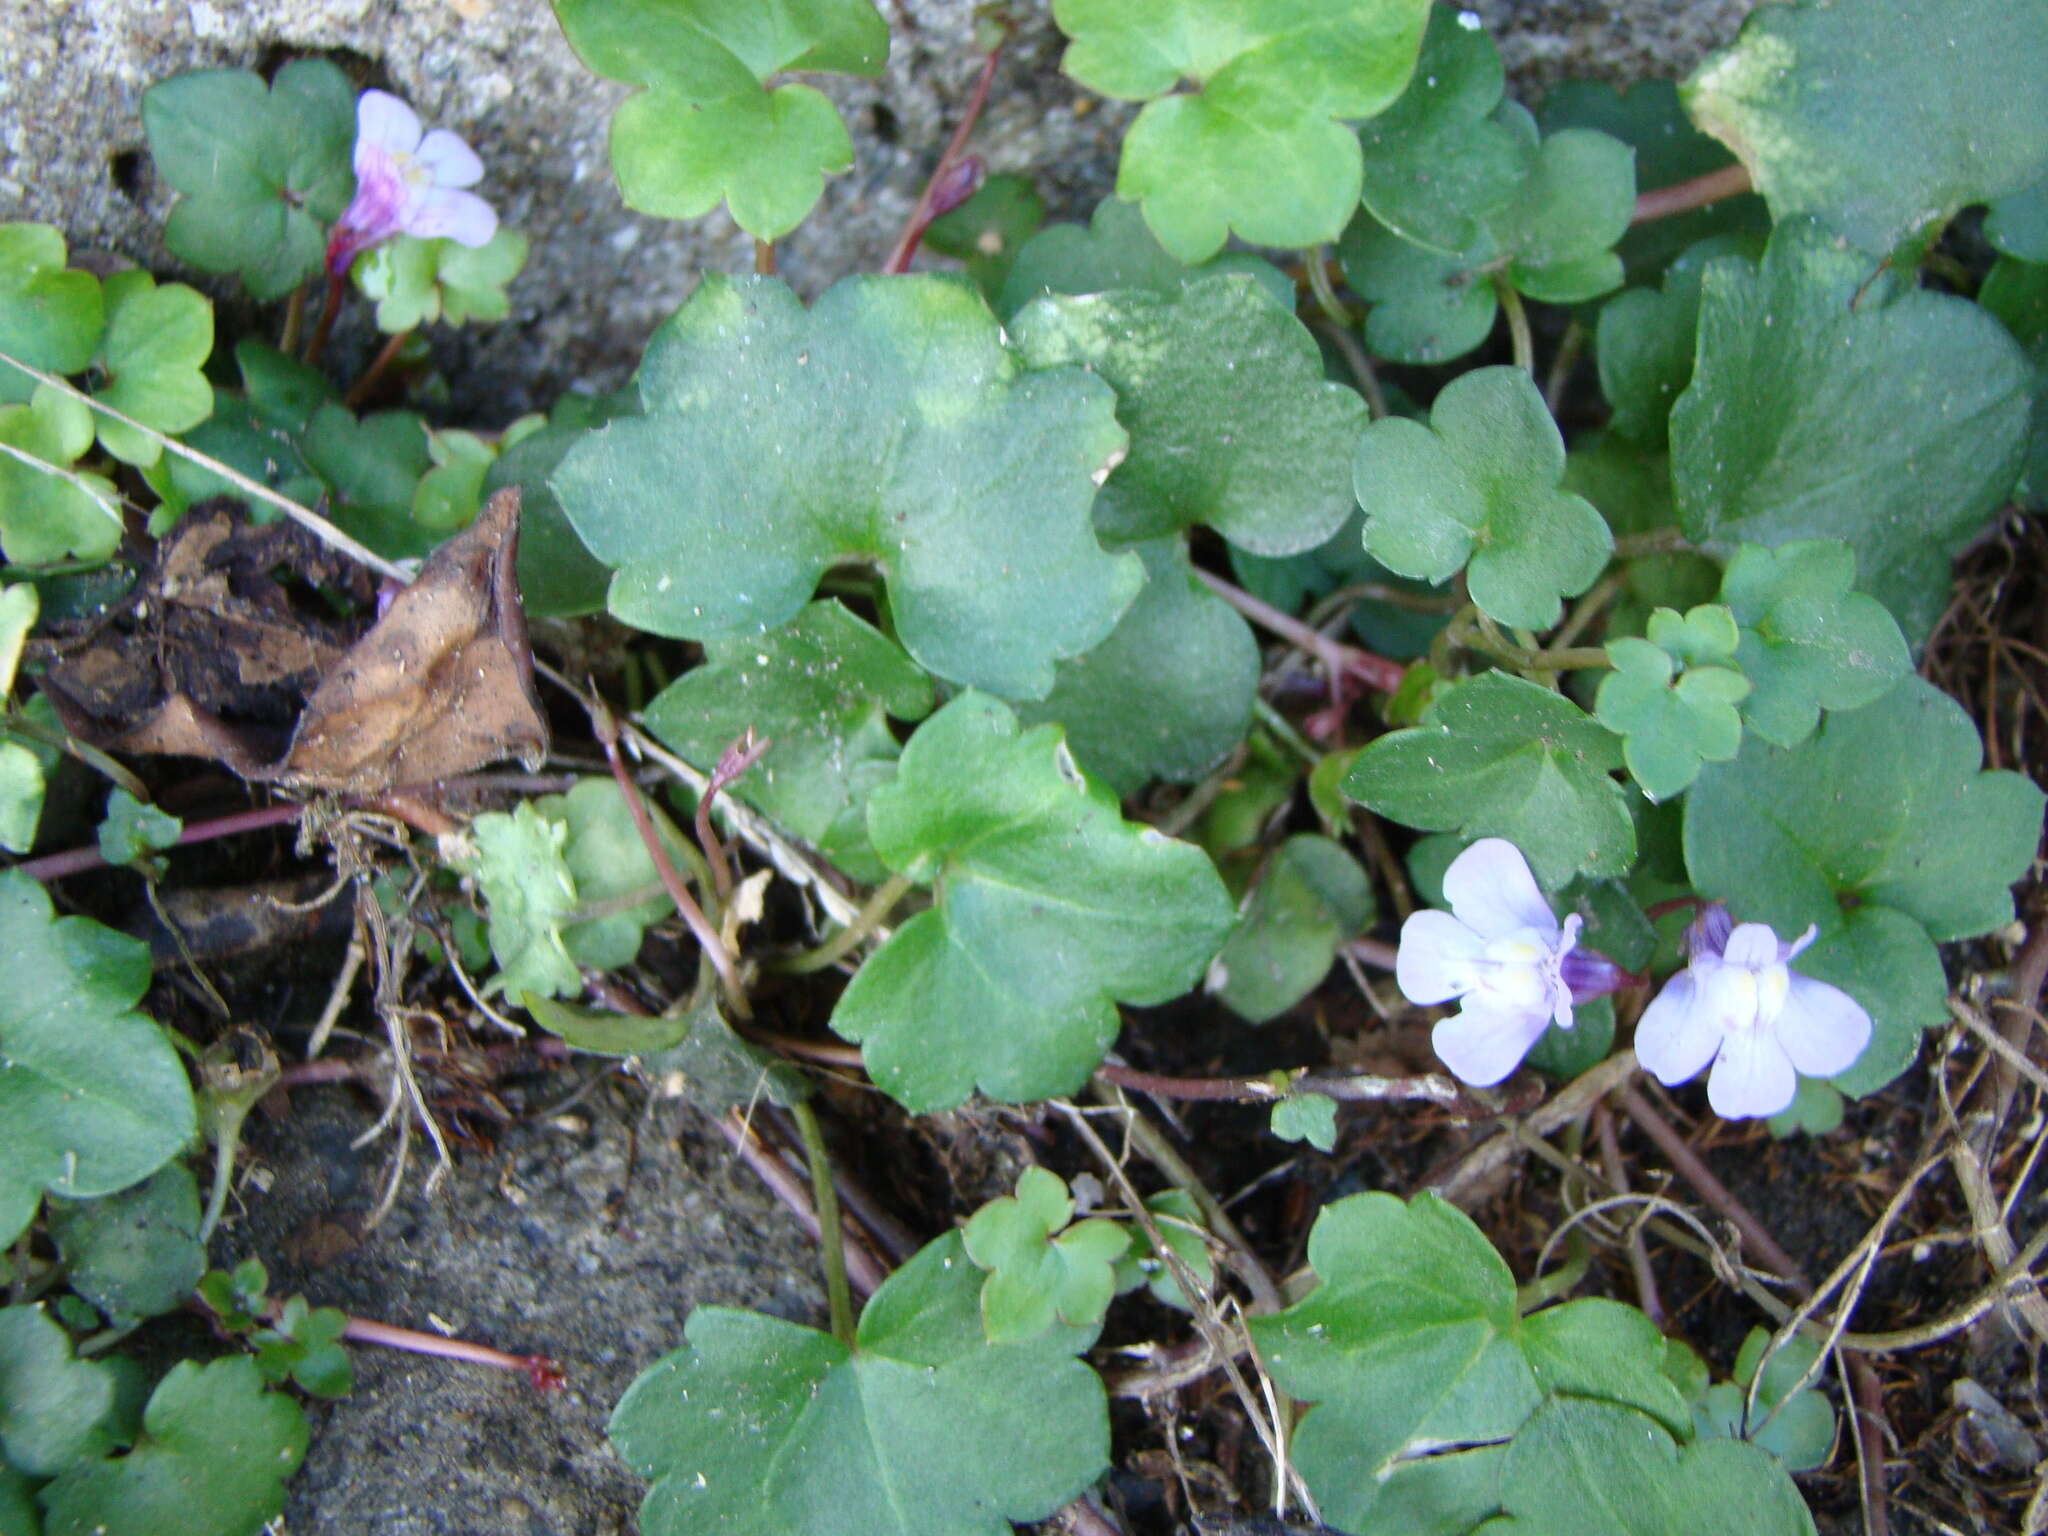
[1611,527,1692,559]
[1496,277,1534,374]
[773,872,913,975]
[1312,319,1387,420]
[1543,317,1585,416]
[1305,246,1353,327]
[3,708,151,800]
[1250,696,1322,766]
[791,1098,856,1347]
[1515,1227,1591,1313]
[1446,612,1610,676]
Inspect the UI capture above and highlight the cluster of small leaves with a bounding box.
[198,1260,354,1399]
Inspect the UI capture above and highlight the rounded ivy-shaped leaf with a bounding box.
[1355,366,1612,630]
[1343,670,1634,889]
[830,693,1234,1111]
[1669,219,2031,642]
[1010,275,1368,555]
[141,61,357,300]
[996,196,1292,320]
[0,871,197,1248]
[47,1163,207,1326]
[0,386,120,566]
[0,223,104,405]
[0,1303,122,1479]
[554,274,1141,700]
[1014,537,1258,798]
[1054,0,1433,262]
[610,1231,1108,1536]
[963,1167,1129,1344]
[90,272,214,467]
[1210,833,1375,1023]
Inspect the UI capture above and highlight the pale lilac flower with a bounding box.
[1635,905,1871,1119]
[327,90,497,276]
[1397,839,1620,1087]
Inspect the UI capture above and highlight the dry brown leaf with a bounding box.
[280,487,549,792]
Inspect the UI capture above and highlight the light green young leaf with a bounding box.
[830,693,1234,1112]
[1595,638,1748,801]
[0,386,121,566]
[1685,676,2045,1097]
[251,1295,353,1399]
[0,582,32,698]
[996,196,1291,320]
[96,791,182,869]
[1054,0,1432,261]
[1010,275,1367,556]
[539,778,688,973]
[1683,0,2048,258]
[554,274,1140,699]
[642,600,934,883]
[1669,219,2031,640]
[1013,537,1257,798]
[609,1231,1108,1536]
[1718,541,1910,748]
[0,1304,121,1479]
[1343,670,1634,890]
[47,1164,207,1326]
[1691,1328,1836,1474]
[0,744,38,855]
[1487,1398,1816,1536]
[457,801,582,1001]
[1211,834,1375,1024]
[411,428,496,534]
[1355,366,1612,630]
[963,1167,1129,1344]
[523,994,692,1056]
[141,62,357,299]
[0,871,197,1249]
[550,0,888,239]
[1269,1090,1339,1152]
[89,272,213,467]
[1112,1188,1214,1310]
[0,223,104,405]
[353,228,530,332]
[40,1357,308,1536]
[1248,1193,1689,1535]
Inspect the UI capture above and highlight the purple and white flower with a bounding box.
[327,90,497,276]
[1635,905,1871,1119]
[1396,838,1621,1087]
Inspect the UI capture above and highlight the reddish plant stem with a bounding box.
[1594,1100,1664,1328]
[1852,1357,1894,1536]
[695,730,771,906]
[882,39,1004,274]
[754,238,776,276]
[1631,163,1753,225]
[343,328,416,411]
[593,702,749,1017]
[1341,935,1399,971]
[13,801,305,883]
[272,1036,571,1092]
[328,1310,565,1391]
[304,271,347,365]
[1195,569,1407,695]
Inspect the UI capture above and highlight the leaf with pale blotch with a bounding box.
[1010,276,1367,556]
[829,693,1233,1112]
[554,275,1141,699]
[1683,0,2048,258]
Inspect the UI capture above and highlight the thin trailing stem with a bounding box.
[591,699,750,1017]
[1196,568,1406,694]
[304,271,347,365]
[2,706,154,805]
[326,1309,565,1391]
[1611,526,1691,559]
[1632,163,1752,225]
[754,238,776,276]
[1445,607,1610,675]
[696,729,772,906]
[1311,320,1388,420]
[1543,317,1585,417]
[1097,1061,1478,1113]
[13,800,304,883]
[344,328,416,410]
[1495,277,1533,373]
[883,33,1005,274]
[773,872,913,975]
[791,1098,856,1347]
[279,283,307,355]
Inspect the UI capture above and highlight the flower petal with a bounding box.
[1723,922,1783,969]
[1775,975,1872,1078]
[414,128,484,189]
[1442,838,1556,941]
[357,90,423,161]
[1634,971,1722,1086]
[407,188,498,247]
[1706,1028,1797,1119]
[1432,999,1552,1087]
[1395,910,1487,1005]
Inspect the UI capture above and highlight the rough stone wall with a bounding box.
[1,0,1751,418]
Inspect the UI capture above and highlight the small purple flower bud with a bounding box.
[927,155,986,221]
[1560,947,1626,1004]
